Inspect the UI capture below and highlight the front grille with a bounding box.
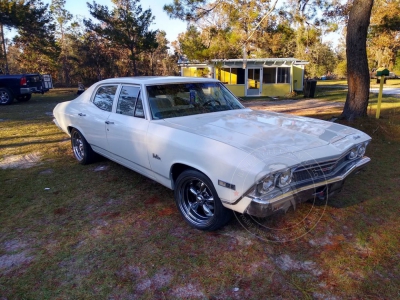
[293,156,347,183]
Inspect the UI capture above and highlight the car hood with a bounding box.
[162,109,364,155]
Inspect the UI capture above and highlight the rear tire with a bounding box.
[16,94,32,102]
[70,128,96,165]
[0,88,13,105]
[174,170,232,231]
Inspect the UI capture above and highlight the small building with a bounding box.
[179,58,308,97]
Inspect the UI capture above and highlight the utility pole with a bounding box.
[0,23,9,75]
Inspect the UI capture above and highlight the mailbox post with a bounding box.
[375,67,389,119]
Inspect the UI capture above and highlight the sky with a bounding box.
[3,0,341,50]
[4,0,187,44]
[63,0,187,43]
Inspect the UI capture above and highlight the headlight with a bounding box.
[348,147,358,160]
[278,169,292,187]
[358,143,366,157]
[257,175,275,195]
[347,142,369,160]
[252,167,296,198]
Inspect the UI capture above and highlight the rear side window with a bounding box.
[93,85,118,112]
[116,85,140,116]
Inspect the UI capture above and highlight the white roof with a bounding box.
[96,76,219,85]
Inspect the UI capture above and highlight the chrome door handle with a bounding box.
[105,121,114,125]
[78,113,86,116]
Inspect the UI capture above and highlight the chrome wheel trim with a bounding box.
[0,91,10,104]
[72,131,85,161]
[177,177,216,226]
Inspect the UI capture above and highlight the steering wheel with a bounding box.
[202,99,221,107]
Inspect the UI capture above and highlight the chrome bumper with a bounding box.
[245,157,370,218]
[20,88,31,94]
[20,87,43,94]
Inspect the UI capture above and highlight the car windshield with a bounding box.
[146,82,245,119]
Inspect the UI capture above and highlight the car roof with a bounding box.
[95,76,219,85]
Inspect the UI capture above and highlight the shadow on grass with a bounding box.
[1,86,400,299]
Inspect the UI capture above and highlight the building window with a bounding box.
[219,68,230,84]
[263,68,276,84]
[236,68,245,84]
[277,67,290,83]
[248,69,261,89]
[217,67,245,84]
[195,68,210,77]
[182,67,210,77]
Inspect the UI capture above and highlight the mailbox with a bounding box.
[376,67,389,76]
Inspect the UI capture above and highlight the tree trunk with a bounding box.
[341,0,374,121]
[129,47,137,76]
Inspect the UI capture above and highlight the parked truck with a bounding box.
[0,73,53,105]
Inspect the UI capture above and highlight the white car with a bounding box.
[53,76,371,231]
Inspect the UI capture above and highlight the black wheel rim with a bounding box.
[177,176,215,227]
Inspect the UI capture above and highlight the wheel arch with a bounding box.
[67,126,74,135]
[67,125,85,136]
[0,87,13,94]
[170,163,211,190]
[69,126,97,164]
[0,87,14,104]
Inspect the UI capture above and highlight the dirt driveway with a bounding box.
[242,99,344,115]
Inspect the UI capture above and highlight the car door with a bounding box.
[105,85,153,177]
[75,84,119,154]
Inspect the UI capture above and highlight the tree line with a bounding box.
[165,0,399,119]
[0,0,399,120]
[167,0,399,77]
[0,0,179,85]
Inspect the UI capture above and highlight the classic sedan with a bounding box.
[53,76,371,231]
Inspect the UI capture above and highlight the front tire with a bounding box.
[70,128,95,165]
[174,170,232,231]
[0,88,13,105]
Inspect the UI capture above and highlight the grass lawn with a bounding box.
[317,78,400,88]
[1,87,399,299]
[241,78,400,102]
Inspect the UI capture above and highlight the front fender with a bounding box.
[147,121,266,203]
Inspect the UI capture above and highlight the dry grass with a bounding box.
[0,88,399,299]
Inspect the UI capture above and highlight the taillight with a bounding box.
[20,77,27,86]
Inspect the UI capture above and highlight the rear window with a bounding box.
[26,76,41,83]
